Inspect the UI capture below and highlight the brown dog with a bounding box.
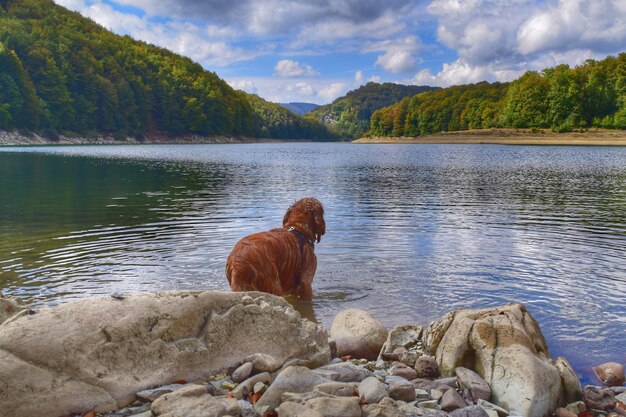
[226,197,325,299]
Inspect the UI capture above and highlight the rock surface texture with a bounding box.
[0,291,330,417]
[423,303,582,417]
[0,297,25,325]
[330,308,388,360]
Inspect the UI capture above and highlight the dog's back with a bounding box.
[226,229,305,295]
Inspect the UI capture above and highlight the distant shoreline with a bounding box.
[0,130,284,146]
[354,128,626,146]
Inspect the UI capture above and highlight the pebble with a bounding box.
[231,362,253,383]
[456,367,491,402]
[415,355,441,379]
[391,364,418,380]
[565,401,587,415]
[583,385,617,410]
[389,380,416,402]
[440,389,468,411]
[359,376,389,404]
[556,407,579,417]
[449,405,491,417]
[593,363,625,387]
[418,399,440,409]
[477,399,510,417]
[135,383,190,402]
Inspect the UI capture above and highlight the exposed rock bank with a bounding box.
[0,294,623,417]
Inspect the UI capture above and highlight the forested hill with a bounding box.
[370,54,626,137]
[0,0,333,140]
[307,82,438,139]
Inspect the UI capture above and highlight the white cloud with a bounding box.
[318,83,347,102]
[409,58,522,87]
[228,80,257,94]
[355,70,365,85]
[368,35,422,74]
[274,60,319,78]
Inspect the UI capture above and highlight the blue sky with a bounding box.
[55,0,626,104]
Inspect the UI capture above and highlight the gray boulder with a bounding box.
[331,309,388,360]
[424,303,581,417]
[0,291,330,417]
[0,297,25,325]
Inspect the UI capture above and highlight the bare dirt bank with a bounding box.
[354,128,626,146]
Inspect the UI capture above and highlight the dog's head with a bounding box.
[283,197,326,243]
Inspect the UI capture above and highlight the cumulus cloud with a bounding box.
[368,36,422,73]
[409,58,522,87]
[228,80,257,94]
[274,60,319,78]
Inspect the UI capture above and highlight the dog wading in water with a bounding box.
[226,197,326,299]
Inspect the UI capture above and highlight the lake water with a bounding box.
[1,143,625,383]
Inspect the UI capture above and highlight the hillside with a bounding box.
[307,82,438,139]
[279,102,319,115]
[370,54,626,137]
[0,0,332,140]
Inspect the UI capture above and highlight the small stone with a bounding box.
[399,351,419,367]
[415,356,441,379]
[476,399,509,417]
[316,361,373,382]
[437,377,459,388]
[418,400,440,409]
[245,352,282,373]
[375,360,387,370]
[431,389,444,400]
[276,401,324,417]
[389,380,416,402]
[556,407,578,417]
[440,389,467,411]
[313,369,341,381]
[231,372,272,399]
[253,382,267,395]
[331,309,388,361]
[449,405,490,417]
[232,362,253,383]
[238,399,256,417]
[612,387,626,395]
[221,380,237,390]
[136,383,190,402]
[415,388,430,401]
[314,382,357,397]
[391,365,418,380]
[583,385,616,410]
[616,392,626,407]
[456,367,491,402]
[565,401,586,415]
[593,363,625,387]
[359,376,389,404]
[306,396,361,417]
[329,338,338,358]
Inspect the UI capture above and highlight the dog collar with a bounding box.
[287,226,314,246]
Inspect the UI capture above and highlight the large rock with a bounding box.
[331,309,388,360]
[423,303,581,417]
[0,291,330,417]
[0,297,25,325]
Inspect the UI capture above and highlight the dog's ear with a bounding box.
[312,201,325,243]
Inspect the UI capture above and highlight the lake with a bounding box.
[1,143,625,383]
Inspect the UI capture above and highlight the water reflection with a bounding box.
[0,143,625,384]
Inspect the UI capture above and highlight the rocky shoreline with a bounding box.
[0,129,279,146]
[0,293,624,417]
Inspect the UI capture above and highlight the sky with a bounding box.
[54,0,626,105]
